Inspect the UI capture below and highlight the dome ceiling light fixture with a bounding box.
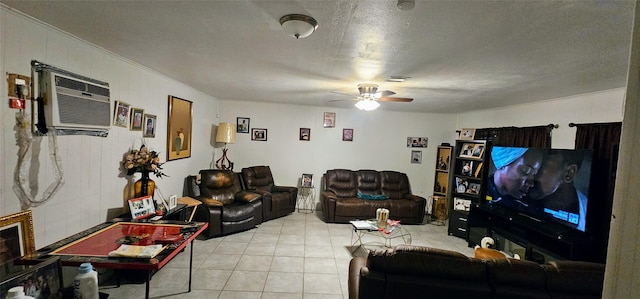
[279,14,318,39]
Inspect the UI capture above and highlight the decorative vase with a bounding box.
[134,170,155,198]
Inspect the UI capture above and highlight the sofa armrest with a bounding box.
[403,193,427,203]
[235,191,262,203]
[199,197,223,207]
[348,257,367,299]
[272,185,297,194]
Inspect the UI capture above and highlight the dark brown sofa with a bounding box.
[241,165,298,221]
[184,169,263,238]
[348,245,605,299]
[320,169,426,224]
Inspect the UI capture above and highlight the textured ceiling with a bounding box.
[1,0,634,113]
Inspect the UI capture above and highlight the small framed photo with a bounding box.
[130,108,145,131]
[472,144,485,158]
[407,137,428,148]
[459,143,476,158]
[0,256,63,298]
[143,114,157,138]
[453,197,472,211]
[455,177,468,193]
[168,195,178,210]
[460,161,474,176]
[113,100,131,128]
[301,173,313,188]
[251,128,268,141]
[342,128,353,141]
[128,195,156,220]
[323,112,336,128]
[237,117,250,134]
[460,128,476,140]
[300,128,310,141]
[466,182,481,195]
[411,150,422,164]
[0,210,36,277]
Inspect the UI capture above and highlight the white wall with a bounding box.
[218,100,458,203]
[0,7,219,247]
[457,88,626,148]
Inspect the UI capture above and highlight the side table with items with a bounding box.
[297,173,315,213]
[349,219,412,255]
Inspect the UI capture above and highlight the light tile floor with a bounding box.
[99,212,474,299]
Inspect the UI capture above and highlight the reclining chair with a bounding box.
[241,166,298,221]
[184,169,262,238]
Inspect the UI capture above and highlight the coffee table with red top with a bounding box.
[27,220,207,299]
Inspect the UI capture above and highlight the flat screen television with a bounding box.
[484,146,593,232]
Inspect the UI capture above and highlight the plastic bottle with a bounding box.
[6,286,34,299]
[73,263,99,299]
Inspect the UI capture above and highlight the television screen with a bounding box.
[485,146,593,232]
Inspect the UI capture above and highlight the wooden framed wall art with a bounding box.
[0,210,36,278]
[167,95,193,161]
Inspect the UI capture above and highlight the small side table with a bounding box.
[177,196,203,222]
[297,186,315,213]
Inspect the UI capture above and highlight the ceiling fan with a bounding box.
[330,83,413,111]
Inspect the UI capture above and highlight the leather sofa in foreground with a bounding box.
[348,245,605,299]
[320,169,426,224]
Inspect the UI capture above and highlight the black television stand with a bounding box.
[467,204,601,263]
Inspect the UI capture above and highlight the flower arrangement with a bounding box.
[122,145,167,178]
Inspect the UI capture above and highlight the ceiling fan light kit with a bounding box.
[355,99,380,111]
[279,14,318,39]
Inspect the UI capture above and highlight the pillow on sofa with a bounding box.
[357,192,388,200]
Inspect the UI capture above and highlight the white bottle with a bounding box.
[73,263,99,299]
[6,286,35,299]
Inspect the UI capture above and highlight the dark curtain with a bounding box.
[474,125,552,147]
[574,122,622,262]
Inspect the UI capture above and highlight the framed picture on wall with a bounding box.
[143,114,157,138]
[342,128,353,141]
[167,95,193,161]
[323,112,336,128]
[252,128,268,141]
[130,108,144,131]
[407,137,428,148]
[113,100,131,128]
[237,117,250,133]
[300,128,310,141]
[411,150,422,164]
[460,128,476,140]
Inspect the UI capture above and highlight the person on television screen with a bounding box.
[528,150,587,231]
[487,147,543,209]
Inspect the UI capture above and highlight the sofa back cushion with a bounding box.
[324,169,358,197]
[380,171,411,198]
[241,165,275,192]
[485,258,549,299]
[363,245,491,299]
[199,169,242,205]
[542,261,605,299]
[357,170,382,195]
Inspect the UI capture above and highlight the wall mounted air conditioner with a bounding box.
[40,69,111,131]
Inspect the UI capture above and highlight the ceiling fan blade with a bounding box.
[328,98,357,103]
[378,97,413,102]
[379,90,396,97]
[330,91,357,97]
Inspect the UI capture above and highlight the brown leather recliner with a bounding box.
[184,169,263,238]
[241,166,298,221]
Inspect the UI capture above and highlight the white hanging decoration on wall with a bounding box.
[12,111,65,209]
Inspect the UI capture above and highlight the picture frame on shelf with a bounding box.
[0,256,63,297]
[411,150,422,164]
[113,100,131,128]
[167,95,193,161]
[128,195,156,220]
[342,128,353,141]
[460,161,473,176]
[459,143,475,158]
[300,128,310,141]
[472,144,485,158]
[407,137,428,148]
[301,173,313,188]
[143,114,157,138]
[0,210,36,278]
[455,177,468,193]
[466,182,481,195]
[251,128,268,141]
[237,117,250,133]
[453,197,472,211]
[323,112,336,128]
[130,108,144,131]
[460,128,476,140]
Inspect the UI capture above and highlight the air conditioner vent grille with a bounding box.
[57,93,111,127]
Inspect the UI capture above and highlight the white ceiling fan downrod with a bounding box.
[12,110,65,209]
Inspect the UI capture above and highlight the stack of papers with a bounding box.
[350,220,377,230]
[108,244,165,258]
